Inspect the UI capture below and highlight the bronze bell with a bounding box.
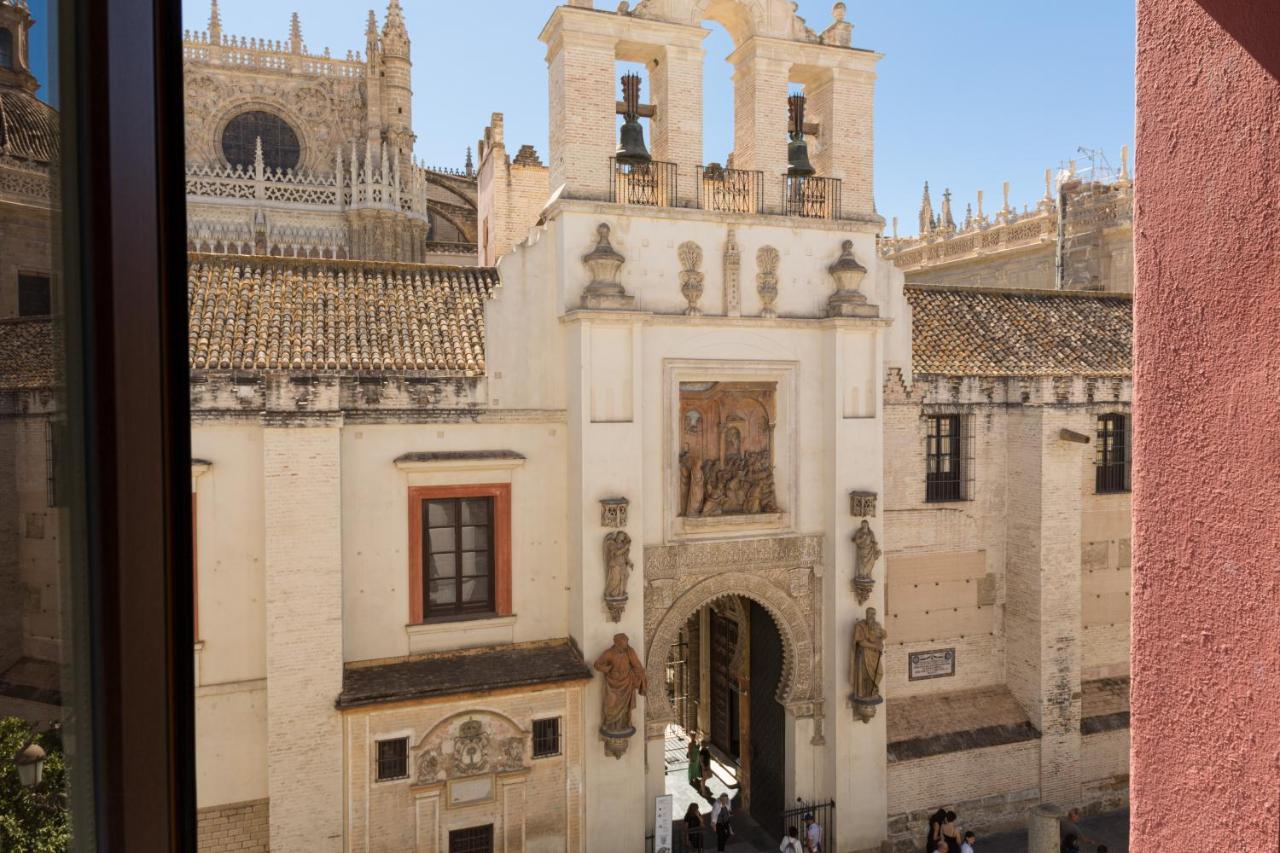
[616,72,651,167]
[787,93,816,177]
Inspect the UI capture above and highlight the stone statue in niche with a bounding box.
[678,241,704,316]
[603,530,632,622]
[678,381,780,518]
[756,246,780,318]
[850,608,887,722]
[594,633,646,758]
[852,519,881,605]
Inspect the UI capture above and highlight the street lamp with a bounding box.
[14,740,46,788]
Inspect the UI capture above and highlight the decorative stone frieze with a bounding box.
[599,496,629,528]
[756,246,780,318]
[581,223,635,309]
[678,241,704,316]
[642,535,824,737]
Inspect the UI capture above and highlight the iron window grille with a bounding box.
[449,825,494,853]
[422,496,496,619]
[375,738,408,781]
[1095,413,1131,493]
[925,414,971,502]
[532,717,561,758]
[610,157,678,208]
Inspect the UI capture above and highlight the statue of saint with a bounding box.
[852,520,881,582]
[594,633,646,737]
[603,531,632,621]
[850,608,887,701]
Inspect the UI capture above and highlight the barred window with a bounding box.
[926,415,965,502]
[532,718,561,758]
[449,825,494,853]
[375,738,408,782]
[1095,414,1131,493]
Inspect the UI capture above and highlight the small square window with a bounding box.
[19,274,52,317]
[449,825,493,853]
[376,738,409,781]
[532,718,561,758]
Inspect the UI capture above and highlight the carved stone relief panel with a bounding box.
[677,381,779,519]
[412,711,528,786]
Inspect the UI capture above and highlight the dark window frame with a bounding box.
[0,27,13,70]
[18,272,53,316]
[532,717,561,758]
[449,824,495,853]
[1096,413,1132,493]
[925,414,966,502]
[375,737,410,782]
[421,495,496,619]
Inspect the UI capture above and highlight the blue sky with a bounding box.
[146,0,1135,233]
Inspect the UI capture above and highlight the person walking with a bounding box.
[924,808,947,853]
[684,803,705,852]
[699,740,714,796]
[802,812,822,853]
[779,826,804,853]
[940,811,962,853]
[711,793,733,851]
[686,734,703,795]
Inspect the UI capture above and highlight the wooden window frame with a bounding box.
[408,484,511,624]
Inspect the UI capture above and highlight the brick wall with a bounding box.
[886,741,1040,850]
[197,799,269,853]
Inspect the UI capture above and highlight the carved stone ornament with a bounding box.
[756,246,780,318]
[850,607,887,723]
[594,633,646,759]
[826,240,879,318]
[849,490,877,518]
[603,530,633,622]
[415,748,442,784]
[451,719,491,776]
[581,223,636,309]
[723,228,742,317]
[600,497,629,529]
[679,382,779,518]
[678,241,705,316]
[412,712,528,784]
[852,519,881,605]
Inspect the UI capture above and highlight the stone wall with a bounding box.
[197,799,269,853]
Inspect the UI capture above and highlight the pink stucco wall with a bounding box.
[1133,0,1280,845]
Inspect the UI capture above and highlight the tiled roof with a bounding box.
[907,285,1132,377]
[0,318,56,390]
[0,89,60,164]
[337,640,593,709]
[188,257,498,375]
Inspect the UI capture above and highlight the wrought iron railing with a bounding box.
[783,174,842,220]
[698,165,764,214]
[782,799,836,850]
[610,157,678,208]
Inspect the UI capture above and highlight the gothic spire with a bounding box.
[208,0,222,42]
[289,12,302,53]
[918,181,934,235]
[381,0,409,53]
[940,188,956,233]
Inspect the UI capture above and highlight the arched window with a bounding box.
[220,110,301,172]
[0,29,14,71]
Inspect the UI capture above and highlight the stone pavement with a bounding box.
[976,809,1129,853]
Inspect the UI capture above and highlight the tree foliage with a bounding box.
[0,716,70,853]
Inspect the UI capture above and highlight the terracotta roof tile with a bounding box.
[907,285,1132,377]
[187,257,497,375]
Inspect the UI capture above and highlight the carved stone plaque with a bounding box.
[849,490,877,518]
[908,648,956,681]
[678,382,779,518]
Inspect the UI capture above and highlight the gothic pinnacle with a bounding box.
[289,11,302,53]
[918,181,934,235]
[209,0,222,40]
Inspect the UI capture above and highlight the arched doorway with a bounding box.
[661,595,788,840]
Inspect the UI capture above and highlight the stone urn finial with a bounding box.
[826,240,878,318]
[581,223,636,309]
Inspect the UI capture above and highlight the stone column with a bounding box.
[262,412,345,852]
[544,19,617,202]
[649,42,706,208]
[1028,803,1064,853]
[1006,403,1085,807]
[730,40,791,214]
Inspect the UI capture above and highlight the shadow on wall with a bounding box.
[1196,0,1280,79]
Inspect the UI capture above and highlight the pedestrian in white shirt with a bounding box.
[803,812,822,852]
[960,830,977,853]
[779,826,803,853]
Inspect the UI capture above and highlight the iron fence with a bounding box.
[783,174,842,220]
[698,165,764,214]
[611,157,679,208]
[782,799,836,851]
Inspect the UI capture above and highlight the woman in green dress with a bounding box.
[686,733,703,793]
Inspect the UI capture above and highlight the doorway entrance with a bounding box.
[662,595,786,845]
